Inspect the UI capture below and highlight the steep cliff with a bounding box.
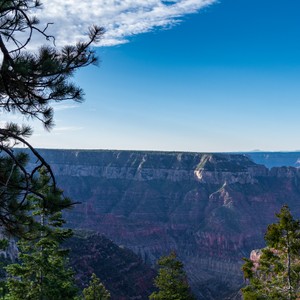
[66,232,156,300]
[25,149,300,299]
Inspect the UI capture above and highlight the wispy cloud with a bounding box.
[52,103,80,111]
[34,0,216,47]
[53,126,84,132]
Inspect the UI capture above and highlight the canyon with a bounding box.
[26,150,300,299]
[66,232,156,299]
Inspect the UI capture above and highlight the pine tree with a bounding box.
[0,151,35,236]
[242,205,300,300]
[83,273,111,300]
[149,252,195,300]
[5,170,78,300]
[0,0,103,235]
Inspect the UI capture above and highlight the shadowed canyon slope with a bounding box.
[27,150,300,299]
[66,232,156,299]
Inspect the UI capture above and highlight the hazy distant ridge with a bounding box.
[244,152,300,168]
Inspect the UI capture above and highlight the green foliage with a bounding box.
[149,252,195,300]
[0,151,35,237]
[242,205,300,300]
[0,240,8,251]
[0,0,103,129]
[0,1,103,297]
[5,170,78,300]
[83,273,110,300]
[0,0,103,236]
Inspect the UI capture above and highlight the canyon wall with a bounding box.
[66,232,156,299]
[27,149,300,299]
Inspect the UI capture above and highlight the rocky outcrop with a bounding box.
[194,154,267,184]
[25,149,300,299]
[65,232,156,300]
[249,249,262,270]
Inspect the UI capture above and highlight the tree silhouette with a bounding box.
[5,169,79,300]
[242,205,300,300]
[0,0,103,236]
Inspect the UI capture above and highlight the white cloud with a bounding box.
[52,103,80,111]
[33,0,216,47]
[53,126,84,132]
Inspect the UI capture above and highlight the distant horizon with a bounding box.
[7,0,300,152]
[17,146,300,154]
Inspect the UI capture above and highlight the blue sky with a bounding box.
[25,0,300,151]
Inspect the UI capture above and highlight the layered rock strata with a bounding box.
[25,149,300,299]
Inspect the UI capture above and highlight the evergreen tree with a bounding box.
[149,252,195,300]
[0,151,35,237]
[5,170,78,300]
[83,273,111,300]
[0,0,103,235]
[242,205,300,300]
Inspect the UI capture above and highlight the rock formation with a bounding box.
[66,232,156,299]
[25,149,300,299]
